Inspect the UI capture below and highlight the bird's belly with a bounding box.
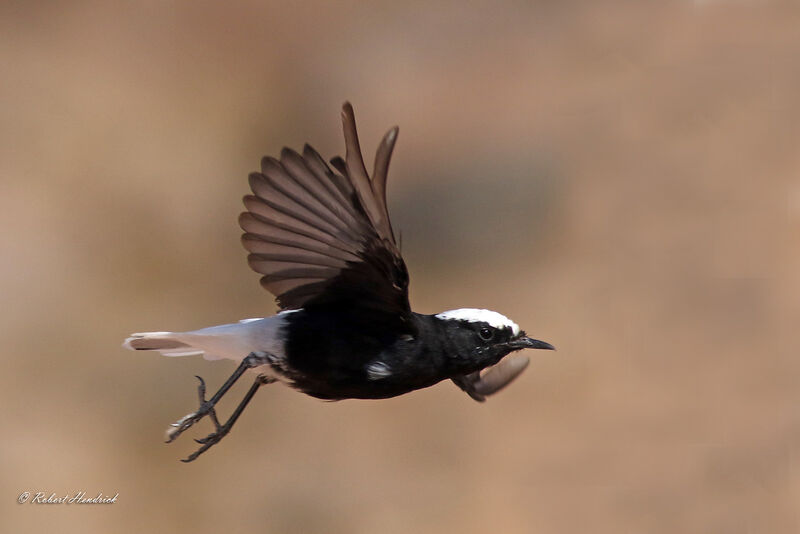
[288,369,446,401]
[282,311,446,400]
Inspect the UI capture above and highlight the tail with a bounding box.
[123,332,205,357]
[122,316,288,362]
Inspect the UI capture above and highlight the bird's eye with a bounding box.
[479,327,494,341]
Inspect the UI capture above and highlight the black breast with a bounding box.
[282,310,451,400]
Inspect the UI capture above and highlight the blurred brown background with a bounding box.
[2,1,799,532]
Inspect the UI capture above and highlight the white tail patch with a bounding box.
[122,314,291,362]
[123,332,205,357]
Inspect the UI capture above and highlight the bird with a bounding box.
[123,103,555,462]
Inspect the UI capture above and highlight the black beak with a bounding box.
[506,337,555,351]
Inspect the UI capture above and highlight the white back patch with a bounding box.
[435,308,520,336]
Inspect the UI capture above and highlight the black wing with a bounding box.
[239,103,410,319]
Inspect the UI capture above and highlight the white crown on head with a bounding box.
[435,308,520,336]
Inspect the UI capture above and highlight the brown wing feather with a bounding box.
[240,103,409,314]
[340,102,395,244]
[371,126,399,243]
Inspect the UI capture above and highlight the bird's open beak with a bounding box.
[506,337,555,351]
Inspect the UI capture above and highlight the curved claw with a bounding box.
[473,355,530,396]
[164,375,220,443]
[168,354,275,461]
[183,429,227,462]
[165,412,200,443]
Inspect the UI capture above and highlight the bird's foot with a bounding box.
[165,375,221,444]
[165,353,275,462]
[182,421,233,462]
[179,374,275,462]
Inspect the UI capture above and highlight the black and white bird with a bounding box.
[124,103,554,462]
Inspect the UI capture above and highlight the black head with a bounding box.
[434,308,554,375]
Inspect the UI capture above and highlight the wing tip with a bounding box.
[341,101,354,117]
[280,146,301,161]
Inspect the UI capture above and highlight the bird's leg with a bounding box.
[165,351,272,445]
[181,374,276,463]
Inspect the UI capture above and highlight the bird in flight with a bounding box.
[124,103,554,462]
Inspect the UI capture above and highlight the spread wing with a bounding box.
[239,103,410,319]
